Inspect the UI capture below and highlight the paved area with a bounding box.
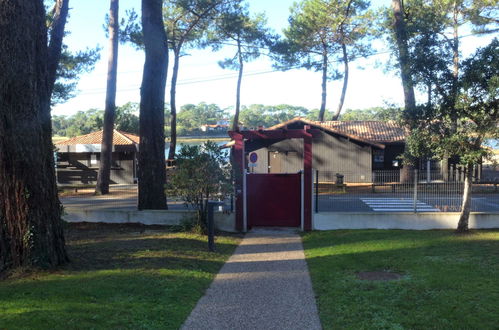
[60,195,193,211]
[317,194,499,212]
[361,198,440,212]
[182,228,322,330]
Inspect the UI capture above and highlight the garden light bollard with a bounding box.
[207,201,224,252]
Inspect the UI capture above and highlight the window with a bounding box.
[373,150,384,163]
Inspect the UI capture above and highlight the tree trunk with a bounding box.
[392,0,416,183]
[233,39,243,131]
[138,0,168,210]
[95,0,119,195]
[450,3,460,129]
[332,42,349,121]
[47,0,69,100]
[391,0,416,112]
[167,50,180,160]
[0,0,68,271]
[318,50,328,122]
[96,0,119,195]
[457,163,473,233]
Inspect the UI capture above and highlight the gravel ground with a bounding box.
[182,228,322,330]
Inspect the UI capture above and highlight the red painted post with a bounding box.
[303,128,313,231]
[230,132,245,232]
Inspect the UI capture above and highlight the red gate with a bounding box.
[246,173,301,227]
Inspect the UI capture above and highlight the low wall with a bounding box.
[64,208,499,232]
[313,212,499,230]
[63,208,237,232]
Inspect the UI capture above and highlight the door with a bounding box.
[268,151,282,173]
[246,173,301,227]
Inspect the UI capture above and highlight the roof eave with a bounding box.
[268,117,386,149]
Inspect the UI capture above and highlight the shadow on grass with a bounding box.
[0,271,213,329]
[0,223,241,329]
[302,229,499,329]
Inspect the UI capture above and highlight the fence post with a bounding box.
[413,169,418,213]
[315,169,319,213]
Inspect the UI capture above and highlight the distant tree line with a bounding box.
[52,102,140,137]
[53,102,402,137]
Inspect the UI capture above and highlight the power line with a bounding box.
[75,30,496,96]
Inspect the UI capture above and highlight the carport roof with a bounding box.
[56,129,139,146]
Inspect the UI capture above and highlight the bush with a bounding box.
[168,141,231,231]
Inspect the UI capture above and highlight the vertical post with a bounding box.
[315,169,319,213]
[301,170,304,231]
[243,168,247,232]
[230,132,244,232]
[207,202,215,252]
[413,169,418,213]
[427,159,431,183]
[230,190,234,213]
[303,129,313,231]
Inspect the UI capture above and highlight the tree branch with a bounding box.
[47,0,70,101]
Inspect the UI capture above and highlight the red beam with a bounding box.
[229,128,320,140]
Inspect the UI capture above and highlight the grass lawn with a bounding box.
[302,230,499,329]
[0,223,241,329]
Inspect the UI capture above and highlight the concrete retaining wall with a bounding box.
[63,208,237,232]
[313,212,499,230]
[64,207,499,232]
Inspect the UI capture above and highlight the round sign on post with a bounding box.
[249,152,258,163]
[248,152,258,168]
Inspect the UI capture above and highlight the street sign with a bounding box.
[249,152,258,163]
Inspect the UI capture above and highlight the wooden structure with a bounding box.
[229,127,319,232]
[55,130,139,185]
[258,118,406,182]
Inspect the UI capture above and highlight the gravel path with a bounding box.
[181,228,322,330]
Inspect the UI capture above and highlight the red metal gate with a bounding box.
[246,173,301,227]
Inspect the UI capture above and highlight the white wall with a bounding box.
[63,208,237,232]
[313,212,499,230]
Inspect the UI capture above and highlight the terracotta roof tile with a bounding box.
[56,129,139,146]
[268,117,405,143]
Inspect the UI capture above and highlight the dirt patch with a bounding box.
[356,271,403,281]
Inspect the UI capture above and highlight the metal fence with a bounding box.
[315,169,499,213]
[58,184,198,211]
[58,183,234,212]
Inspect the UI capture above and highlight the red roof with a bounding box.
[268,117,405,144]
[56,129,139,146]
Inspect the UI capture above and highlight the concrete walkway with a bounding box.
[182,228,322,330]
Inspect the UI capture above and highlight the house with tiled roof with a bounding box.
[55,129,139,184]
[245,117,409,183]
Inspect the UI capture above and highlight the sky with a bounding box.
[52,0,496,116]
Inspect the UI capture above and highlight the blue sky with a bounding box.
[52,0,496,116]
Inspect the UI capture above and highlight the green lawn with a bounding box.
[0,223,241,329]
[302,230,499,329]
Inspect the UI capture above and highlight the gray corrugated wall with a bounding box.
[269,139,304,173]
[252,147,268,173]
[312,131,372,182]
[247,133,373,182]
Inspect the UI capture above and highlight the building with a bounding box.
[244,117,408,183]
[55,129,139,184]
[200,123,230,132]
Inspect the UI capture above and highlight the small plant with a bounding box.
[168,141,231,232]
